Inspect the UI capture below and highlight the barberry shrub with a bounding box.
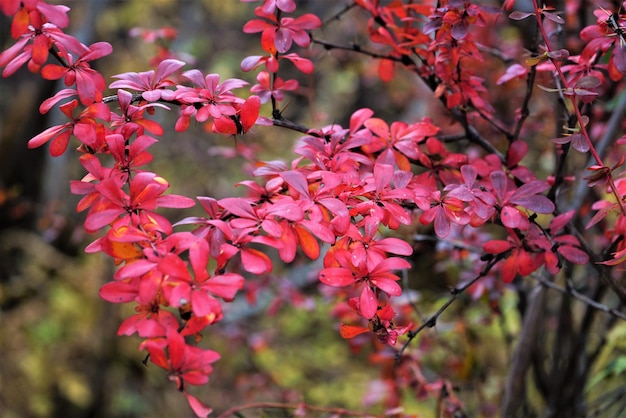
[2,0,626,416]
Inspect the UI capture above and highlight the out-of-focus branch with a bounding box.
[568,90,626,213]
[501,283,547,417]
[532,274,626,321]
[216,401,385,418]
[395,257,499,363]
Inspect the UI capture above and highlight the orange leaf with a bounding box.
[339,323,370,339]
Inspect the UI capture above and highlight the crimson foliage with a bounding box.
[3,0,626,416]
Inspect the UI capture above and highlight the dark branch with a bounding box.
[395,256,499,364]
[533,274,626,321]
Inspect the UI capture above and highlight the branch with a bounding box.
[568,89,626,213]
[532,274,626,321]
[586,385,626,417]
[511,18,540,143]
[532,0,626,216]
[395,256,499,364]
[473,105,514,140]
[321,2,358,28]
[311,37,406,62]
[501,283,547,417]
[270,116,317,136]
[449,107,506,162]
[216,401,385,418]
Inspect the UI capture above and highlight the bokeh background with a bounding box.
[2,1,626,417]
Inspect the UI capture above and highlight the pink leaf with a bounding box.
[373,276,402,296]
[203,273,244,300]
[501,206,528,229]
[99,281,138,303]
[509,11,533,20]
[319,268,355,287]
[360,285,378,319]
[184,392,212,418]
[507,141,528,167]
[549,210,574,232]
[280,170,310,197]
[558,246,589,264]
[241,248,273,274]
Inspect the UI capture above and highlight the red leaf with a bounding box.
[116,260,154,280]
[203,273,244,300]
[243,19,273,33]
[378,58,395,82]
[483,240,513,254]
[282,53,314,73]
[434,207,451,238]
[85,208,123,232]
[218,197,257,219]
[507,140,528,167]
[27,125,66,150]
[300,219,335,243]
[280,170,310,197]
[500,254,518,283]
[41,63,69,80]
[372,276,402,296]
[50,130,70,157]
[373,257,411,273]
[239,95,260,133]
[374,237,413,256]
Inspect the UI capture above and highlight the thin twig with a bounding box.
[438,133,468,143]
[321,2,357,28]
[568,89,626,213]
[473,105,514,140]
[311,37,406,62]
[402,268,425,322]
[533,274,626,321]
[450,107,506,162]
[270,117,317,136]
[216,401,385,418]
[395,257,499,364]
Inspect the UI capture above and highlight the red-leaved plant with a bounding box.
[3,0,626,416]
